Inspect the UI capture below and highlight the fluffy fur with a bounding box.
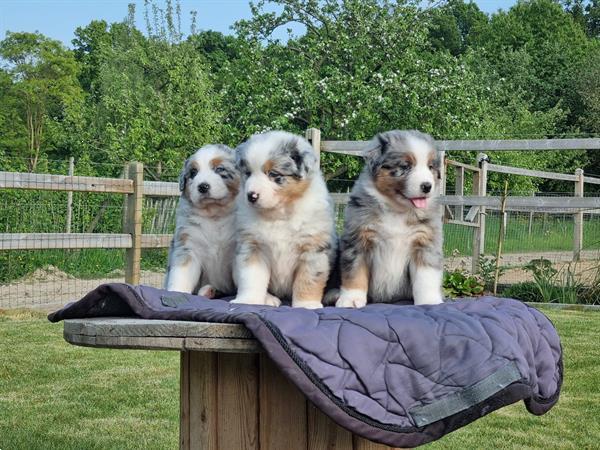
[231,131,337,309]
[165,144,240,296]
[336,130,444,307]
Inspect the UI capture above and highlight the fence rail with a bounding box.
[2,132,600,292]
[321,137,600,155]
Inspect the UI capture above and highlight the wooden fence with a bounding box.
[1,130,600,284]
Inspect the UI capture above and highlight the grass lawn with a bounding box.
[0,307,598,449]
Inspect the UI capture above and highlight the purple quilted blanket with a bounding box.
[49,283,562,448]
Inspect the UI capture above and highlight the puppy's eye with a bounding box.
[189,168,198,178]
[244,170,251,177]
[215,166,226,174]
[399,164,410,171]
[381,164,393,170]
[268,171,284,184]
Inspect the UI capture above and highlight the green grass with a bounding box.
[1,307,599,449]
[0,248,168,283]
[444,215,600,257]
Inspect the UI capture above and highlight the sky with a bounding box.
[0,0,518,47]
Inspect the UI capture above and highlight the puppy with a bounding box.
[336,130,444,307]
[165,144,240,296]
[231,131,337,309]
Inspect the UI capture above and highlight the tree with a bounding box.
[0,32,82,171]
[474,0,592,127]
[71,9,222,174]
[427,0,488,56]
[215,0,566,190]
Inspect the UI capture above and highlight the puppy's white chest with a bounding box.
[369,216,413,301]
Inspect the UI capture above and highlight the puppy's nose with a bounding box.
[247,191,259,203]
[420,182,432,194]
[198,182,210,193]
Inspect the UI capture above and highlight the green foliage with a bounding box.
[523,258,581,304]
[478,255,506,291]
[0,0,598,182]
[501,281,543,303]
[443,269,485,297]
[0,32,82,170]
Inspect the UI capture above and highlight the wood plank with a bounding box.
[438,138,600,151]
[320,138,600,155]
[188,352,218,450]
[307,128,322,169]
[307,402,353,450]
[446,160,479,172]
[445,219,479,228]
[574,169,584,261]
[125,162,143,285]
[259,354,307,450]
[353,435,405,450]
[332,193,350,204]
[0,233,131,250]
[141,233,172,248]
[185,337,261,353]
[0,171,133,193]
[439,196,600,209]
[472,160,488,273]
[180,352,191,450]
[454,165,465,220]
[64,333,186,350]
[583,175,600,185]
[487,163,577,181]
[64,318,253,339]
[143,180,179,197]
[218,353,260,450]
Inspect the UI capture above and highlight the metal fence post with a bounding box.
[472,155,488,273]
[125,162,143,285]
[66,157,74,233]
[305,128,321,168]
[573,168,584,261]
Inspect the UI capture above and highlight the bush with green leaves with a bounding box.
[443,269,485,298]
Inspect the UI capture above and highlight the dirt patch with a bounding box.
[0,269,165,310]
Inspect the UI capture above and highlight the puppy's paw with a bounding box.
[198,284,216,299]
[292,299,323,309]
[264,293,282,307]
[413,294,444,305]
[335,289,367,308]
[230,293,281,307]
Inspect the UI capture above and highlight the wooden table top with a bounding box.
[63,317,261,353]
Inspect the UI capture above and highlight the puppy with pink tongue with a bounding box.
[336,130,444,308]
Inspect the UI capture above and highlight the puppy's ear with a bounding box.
[178,159,189,192]
[363,132,389,172]
[234,141,248,168]
[216,144,235,159]
[289,139,317,178]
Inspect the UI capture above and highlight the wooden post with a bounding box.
[528,192,534,237]
[439,151,447,196]
[305,128,321,169]
[125,162,143,285]
[573,168,584,261]
[472,156,488,273]
[455,165,464,221]
[66,157,74,233]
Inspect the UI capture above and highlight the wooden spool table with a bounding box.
[64,318,405,450]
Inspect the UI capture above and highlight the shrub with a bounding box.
[443,269,485,298]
